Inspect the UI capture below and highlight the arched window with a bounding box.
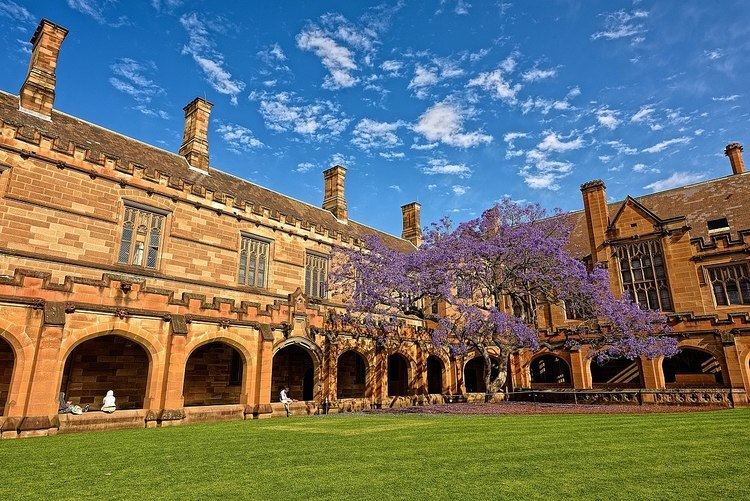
[337,350,367,399]
[272,345,316,401]
[663,348,724,387]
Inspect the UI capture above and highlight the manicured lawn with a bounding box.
[1,409,749,500]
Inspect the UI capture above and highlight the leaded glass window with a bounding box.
[708,263,750,306]
[615,239,672,311]
[238,235,270,288]
[305,252,328,299]
[117,204,166,269]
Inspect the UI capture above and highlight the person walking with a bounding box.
[280,386,293,417]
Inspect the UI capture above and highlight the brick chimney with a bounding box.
[179,97,213,172]
[580,180,609,264]
[322,165,347,220]
[19,19,68,118]
[725,143,745,175]
[401,202,423,247]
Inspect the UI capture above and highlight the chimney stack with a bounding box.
[725,143,745,175]
[179,97,213,172]
[322,165,347,220]
[401,202,423,247]
[20,19,68,118]
[580,180,609,264]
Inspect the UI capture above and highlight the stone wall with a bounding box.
[183,342,243,406]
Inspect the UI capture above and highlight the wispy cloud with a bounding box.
[297,25,359,89]
[180,13,245,105]
[151,0,182,12]
[414,102,492,148]
[537,132,584,152]
[451,185,469,195]
[712,94,741,102]
[521,67,557,82]
[596,107,621,129]
[351,118,405,151]
[66,0,129,26]
[642,136,691,154]
[422,159,472,178]
[467,68,521,104]
[216,122,265,153]
[0,0,33,24]
[591,9,648,41]
[253,91,350,140]
[630,105,655,122]
[109,58,169,119]
[644,172,706,192]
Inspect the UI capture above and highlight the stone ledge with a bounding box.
[183,404,245,424]
[58,409,146,434]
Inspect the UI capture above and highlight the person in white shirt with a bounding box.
[101,390,116,413]
[280,387,293,417]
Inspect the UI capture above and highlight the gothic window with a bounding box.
[708,263,750,306]
[238,235,270,288]
[615,239,672,311]
[305,252,328,299]
[117,203,166,269]
[563,300,586,321]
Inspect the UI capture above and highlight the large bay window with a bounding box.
[615,239,672,311]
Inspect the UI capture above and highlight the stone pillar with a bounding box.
[253,325,274,418]
[640,356,664,389]
[373,348,387,406]
[178,97,213,172]
[580,180,610,265]
[721,337,748,405]
[324,341,338,402]
[569,348,592,389]
[20,19,68,117]
[322,165,348,221]
[156,322,188,427]
[415,345,426,394]
[401,202,423,247]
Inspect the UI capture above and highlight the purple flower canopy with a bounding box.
[331,199,677,369]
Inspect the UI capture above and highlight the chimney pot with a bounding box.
[725,142,745,175]
[322,165,347,220]
[179,97,213,172]
[401,202,423,247]
[580,179,609,263]
[20,19,68,118]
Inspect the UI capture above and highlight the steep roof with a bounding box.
[0,92,414,253]
[563,171,750,258]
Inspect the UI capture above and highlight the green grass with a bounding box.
[1,409,749,500]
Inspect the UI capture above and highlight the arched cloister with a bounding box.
[530,354,572,388]
[183,341,245,406]
[0,337,14,416]
[663,347,725,387]
[426,355,444,394]
[387,353,411,397]
[337,350,368,399]
[60,334,150,410]
[272,343,317,402]
[590,357,644,389]
[464,356,500,393]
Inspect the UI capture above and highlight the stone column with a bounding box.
[721,336,748,405]
[252,325,274,418]
[569,348,592,389]
[156,318,188,427]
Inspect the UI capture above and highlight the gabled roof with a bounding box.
[564,171,750,259]
[0,92,414,253]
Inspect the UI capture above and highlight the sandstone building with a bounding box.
[0,20,748,436]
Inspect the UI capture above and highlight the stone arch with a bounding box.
[336,349,368,399]
[529,353,572,388]
[271,338,322,402]
[0,336,14,416]
[463,355,501,393]
[183,341,246,406]
[590,357,644,389]
[662,347,725,387]
[60,334,151,410]
[0,320,33,417]
[426,355,445,394]
[387,352,413,397]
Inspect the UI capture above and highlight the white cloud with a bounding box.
[521,97,572,115]
[408,65,440,98]
[599,155,612,163]
[694,129,704,136]
[351,119,405,150]
[499,55,517,73]
[712,94,741,102]
[66,0,128,26]
[606,140,638,155]
[216,122,265,153]
[380,151,405,161]
[591,9,648,41]
[632,163,659,174]
[503,132,527,151]
[631,106,655,122]
[704,49,723,61]
[522,67,557,82]
[381,60,403,75]
[389,185,402,192]
[411,142,439,150]
[296,161,316,173]
[427,184,438,190]
[644,172,706,192]
[467,69,521,104]
[108,58,170,119]
[451,185,469,196]
[642,136,691,154]
[151,0,182,12]
[519,148,574,191]
[414,102,492,148]
[0,1,34,23]
[537,132,584,152]
[180,13,245,105]
[469,48,491,62]
[255,91,350,139]
[422,159,472,178]
[596,107,621,129]
[297,26,359,89]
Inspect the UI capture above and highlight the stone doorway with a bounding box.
[271,344,315,402]
[61,335,149,410]
[183,342,244,406]
[530,354,572,388]
[426,355,443,394]
[387,353,410,397]
[337,350,367,399]
[0,337,13,416]
[464,356,500,393]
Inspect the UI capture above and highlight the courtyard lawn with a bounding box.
[1,409,749,500]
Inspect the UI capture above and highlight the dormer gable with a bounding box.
[608,196,686,240]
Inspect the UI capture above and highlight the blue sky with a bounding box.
[0,1,748,235]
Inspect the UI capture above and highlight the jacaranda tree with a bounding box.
[331,199,678,393]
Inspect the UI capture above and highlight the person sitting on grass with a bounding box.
[280,386,293,417]
[101,390,116,413]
